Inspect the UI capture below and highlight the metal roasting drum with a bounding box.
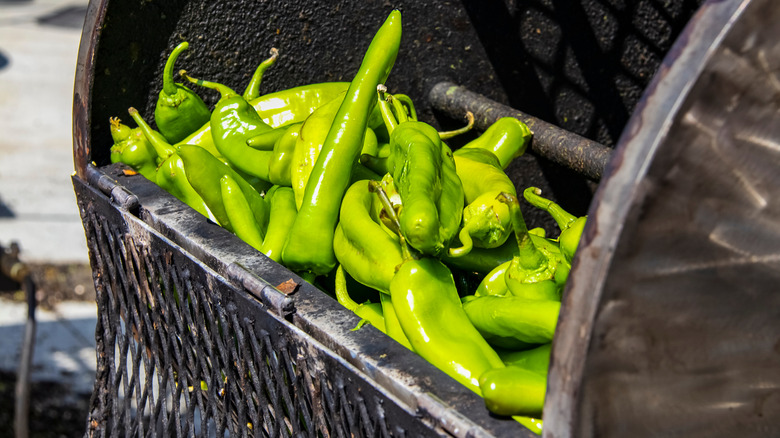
[72,0,780,436]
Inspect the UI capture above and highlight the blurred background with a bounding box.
[0,0,94,436]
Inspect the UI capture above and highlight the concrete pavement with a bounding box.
[0,0,97,416]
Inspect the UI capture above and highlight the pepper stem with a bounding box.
[438,111,475,140]
[448,224,475,257]
[180,70,237,100]
[393,94,417,121]
[243,48,279,101]
[497,192,547,270]
[523,187,577,232]
[377,84,398,134]
[127,107,176,159]
[162,42,189,96]
[334,265,360,312]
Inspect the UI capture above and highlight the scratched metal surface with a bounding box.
[546,0,780,436]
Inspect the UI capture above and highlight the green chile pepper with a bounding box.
[176,82,351,157]
[109,117,158,181]
[449,148,517,257]
[461,117,532,170]
[154,42,211,144]
[182,70,274,181]
[247,122,302,187]
[498,192,570,301]
[390,257,504,394]
[498,343,551,376]
[461,294,560,347]
[127,108,215,221]
[177,144,269,234]
[374,182,503,393]
[220,174,265,250]
[259,186,297,263]
[479,366,547,417]
[379,90,464,257]
[282,10,403,277]
[523,187,587,263]
[333,180,404,294]
[379,291,413,349]
[474,232,566,297]
[334,265,386,333]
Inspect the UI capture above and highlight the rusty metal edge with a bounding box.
[542,1,753,437]
[73,0,109,179]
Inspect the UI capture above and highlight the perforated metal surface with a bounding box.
[74,176,447,438]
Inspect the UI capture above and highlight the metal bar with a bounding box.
[429,81,613,181]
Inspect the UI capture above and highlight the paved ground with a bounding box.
[0,0,96,434]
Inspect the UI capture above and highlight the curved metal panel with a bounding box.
[546,0,780,436]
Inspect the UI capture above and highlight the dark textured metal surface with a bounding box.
[429,81,612,181]
[546,0,780,436]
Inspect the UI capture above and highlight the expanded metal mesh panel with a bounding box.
[74,176,439,438]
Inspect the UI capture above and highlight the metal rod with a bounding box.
[428,81,613,181]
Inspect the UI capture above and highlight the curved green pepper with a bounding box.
[154,42,211,144]
[523,187,587,263]
[109,117,158,181]
[378,90,464,257]
[259,186,297,263]
[176,79,351,157]
[177,144,269,234]
[479,366,546,417]
[334,265,386,333]
[282,10,403,277]
[127,108,214,221]
[248,122,302,187]
[333,180,403,294]
[498,192,570,301]
[461,294,560,347]
[449,147,517,257]
[461,117,532,170]
[390,257,504,394]
[182,70,274,182]
[221,174,265,250]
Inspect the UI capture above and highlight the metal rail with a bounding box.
[429,81,613,181]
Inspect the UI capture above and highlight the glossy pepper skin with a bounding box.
[176,82,351,156]
[449,147,518,257]
[289,91,381,208]
[282,10,403,278]
[390,257,505,394]
[479,366,547,417]
[182,70,275,182]
[259,186,297,263]
[461,117,532,170]
[220,174,265,250]
[109,117,158,181]
[127,108,214,221]
[154,42,211,144]
[461,294,560,347]
[378,90,464,257]
[248,122,302,187]
[498,192,570,301]
[474,232,566,297]
[523,187,587,264]
[177,144,269,234]
[332,180,403,294]
[334,265,386,333]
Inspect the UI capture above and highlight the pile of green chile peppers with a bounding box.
[107,10,593,435]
